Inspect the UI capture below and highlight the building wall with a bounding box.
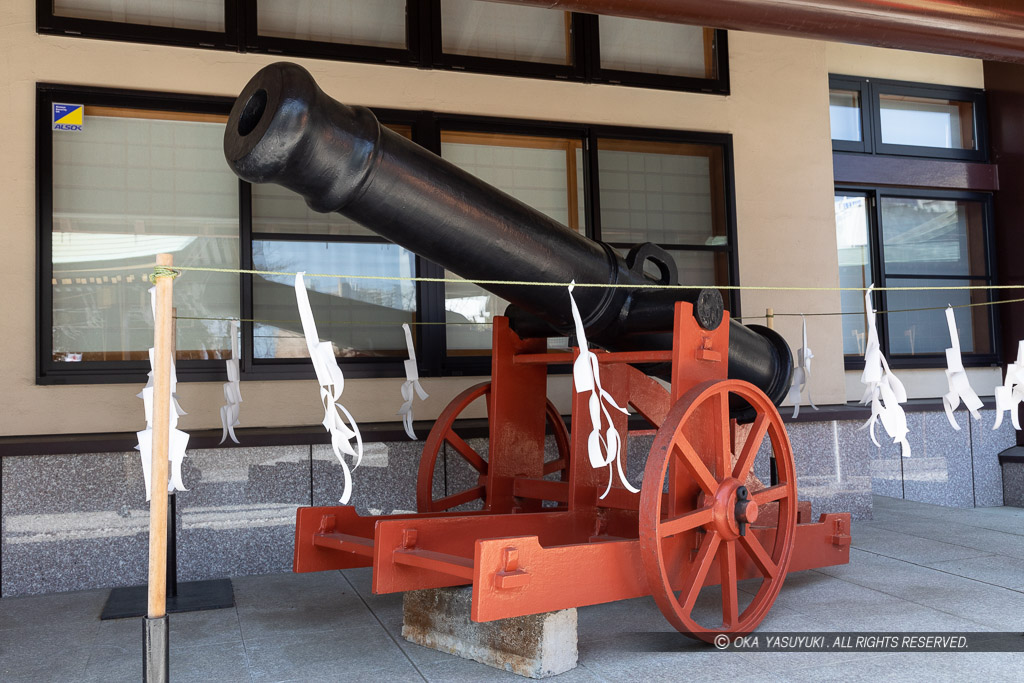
[0,2,1011,598]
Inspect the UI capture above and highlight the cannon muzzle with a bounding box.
[224,63,792,407]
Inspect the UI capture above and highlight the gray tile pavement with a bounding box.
[1,496,1022,681]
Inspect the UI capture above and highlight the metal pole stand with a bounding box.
[143,615,169,683]
[101,494,235,620]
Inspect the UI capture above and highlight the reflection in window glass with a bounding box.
[886,279,990,355]
[598,17,708,78]
[598,139,724,247]
[256,0,407,48]
[440,0,571,64]
[880,198,986,277]
[835,195,872,356]
[879,94,975,150]
[54,0,224,31]
[440,133,582,352]
[51,110,239,361]
[829,90,861,142]
[252,241,415,359]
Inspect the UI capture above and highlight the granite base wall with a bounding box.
[1,408,1007,596]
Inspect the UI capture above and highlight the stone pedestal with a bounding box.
[402,586,577,678]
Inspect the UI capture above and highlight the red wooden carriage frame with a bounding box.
[294,302,851,642]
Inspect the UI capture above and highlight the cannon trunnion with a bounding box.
[223,63,851,642]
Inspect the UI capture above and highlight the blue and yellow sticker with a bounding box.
[53,104,84,132]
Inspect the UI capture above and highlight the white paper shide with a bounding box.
[786,315,817,419]
[295,272,363,504]
[398,323,429,440]
[568,281,637,499]
[860,286,911,457]
[219,320,243,444]
[136,286,189,500]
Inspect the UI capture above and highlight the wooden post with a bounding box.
[766,307,774,330]
[148,254,174,619]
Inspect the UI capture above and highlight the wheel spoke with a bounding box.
[680,530,721,613]
[715,389,732,480]
[672,435,719,495]
[738,532,779,579]
[752,483,789,506]
[659,505,714,538]
[732,413,768,482]
[432,485,486,511]
[446,431,488,475]
[719,540,739,629]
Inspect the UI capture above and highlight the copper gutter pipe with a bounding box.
[488,1,1024,63]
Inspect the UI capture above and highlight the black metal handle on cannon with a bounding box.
[223,62,793,408]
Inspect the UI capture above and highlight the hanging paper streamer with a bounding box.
[568,281,636,499]
[398,323,429,440]
[994,340,1024,431]
[219,320,243,444]
[941,306,983,430]
[136,287,189,501]
[786,315,818,419]
[860,286,911,457]
[295,272,363,504]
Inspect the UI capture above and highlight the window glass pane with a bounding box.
[440,0,571,64]
[256,0,407,48]
[835,195,873,356]
[879,94,976,150]
[252,240,415,359]
[440,132,582,352]
[598,17,708,78]
[54,0,224,31]
[52,109,239,362]
[829,89,861,142]
[251,124,411,236]
[880,198,987,277]
[598,139,724,247]
[886,279,991,355]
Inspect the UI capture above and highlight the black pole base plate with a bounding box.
[100,579,234,620]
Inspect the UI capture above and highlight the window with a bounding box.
[39,86,737,384]
[834,189,995,367]
[828,75,986,161]
[39,1,728,95]
[40,0,237,49]
[39,87,241,383]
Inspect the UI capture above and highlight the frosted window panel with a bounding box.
[52,113,239,361]
[598,143,721,246]
[54,0,224,31]
[830,90,861,142]
[880,198,986,277]
[257,0,407,48]
[253,240,416,358]
[598,16,707,78]
[441,0,570,64]
[441,135,580,351]
[834,195,872,356]
[879,94,976,150]
[886,279,990,355]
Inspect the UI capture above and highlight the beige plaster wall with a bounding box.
[0,1,984,436]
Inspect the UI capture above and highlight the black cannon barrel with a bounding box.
[223,62,792,406]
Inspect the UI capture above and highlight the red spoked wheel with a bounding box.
[639,379,797,642]
[416,381,570,512]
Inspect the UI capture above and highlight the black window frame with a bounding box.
[835,185,999,371]
[37,84,738,385]
[38,1,729,96]
[829,75,988,162]
[37,0,243,50]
